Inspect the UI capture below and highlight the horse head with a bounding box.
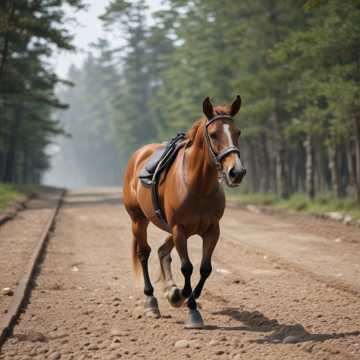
[202,96,246,187]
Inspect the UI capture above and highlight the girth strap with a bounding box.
[151,132,186,227]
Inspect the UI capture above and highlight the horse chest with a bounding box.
[170,190,225,226]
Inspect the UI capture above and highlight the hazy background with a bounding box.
[44,0,163,187]
[54,0,163,78]
[2,0,360,213]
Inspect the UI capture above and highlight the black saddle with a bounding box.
[139,132,186,226]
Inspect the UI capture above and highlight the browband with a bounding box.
[205,114,233,127]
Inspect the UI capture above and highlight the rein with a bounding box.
[204,114,241,170]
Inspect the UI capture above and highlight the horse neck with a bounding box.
[186,119,219,195]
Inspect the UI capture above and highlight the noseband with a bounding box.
[204,114,241,169]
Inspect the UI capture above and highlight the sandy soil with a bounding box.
[0,187,359,360]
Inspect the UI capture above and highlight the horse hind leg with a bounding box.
[131,218,160,318]
[158,235,183,307]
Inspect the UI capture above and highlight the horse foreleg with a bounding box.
[193,223,219,299]
[132,220,160,318]
[173,226,204,329]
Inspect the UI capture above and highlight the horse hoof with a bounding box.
[166,287,184,308]
[144,296,161,319]
[184,309,204,329]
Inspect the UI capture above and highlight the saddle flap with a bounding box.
[138,148,166,186]
[139,133,186,187]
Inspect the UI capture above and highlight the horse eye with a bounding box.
[236,130,241,137]
[210,132,217,140]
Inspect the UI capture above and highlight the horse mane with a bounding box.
[185,105,231,144]
[186,118,203,143]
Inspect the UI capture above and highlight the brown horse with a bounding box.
[123,96,246,328]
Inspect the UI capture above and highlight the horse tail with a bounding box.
[132,236,142,283]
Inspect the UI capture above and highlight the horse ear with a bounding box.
[230,95,242,117]
[203,97,214,119]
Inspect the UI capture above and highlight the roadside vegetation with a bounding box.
[0,183,41,211]
[0,184,23,210]
[228,191,360,221]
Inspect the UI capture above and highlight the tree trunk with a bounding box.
[354,116,360,203]
[247,139,259,192]
[259,132,270,192]
[0,1,16,80]
[345,139,356,196]
[3,107,22,183]
[304,134,315,199]
[327,143,341,198]
[271,111,289,198]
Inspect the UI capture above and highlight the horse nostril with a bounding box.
[228,167,246,182]
[229,167,237,180]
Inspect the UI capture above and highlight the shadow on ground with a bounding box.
[208,307,360,344]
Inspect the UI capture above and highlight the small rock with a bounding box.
[282,335,300,344]
[30,347,39,356]
[334,238,342,243]
[209,340,218,346]
[215,350,225,355]
[343,214,353,225]
[245,204,261,214]
[70,265,79,272]
[49,352,61,360]
[27,331,46,343]
[325,212,344,222]
[110,327,128,337]
[174,339,191,348]
[88,345,99,350]
[1,287,14,296]
[216,268,230,275]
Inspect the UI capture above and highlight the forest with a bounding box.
[1,0,360,204]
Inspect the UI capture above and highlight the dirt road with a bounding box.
[0,188,360,360]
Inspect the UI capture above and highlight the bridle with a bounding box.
[204,114,241,171]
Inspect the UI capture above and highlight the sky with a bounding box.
[53,0,163,78]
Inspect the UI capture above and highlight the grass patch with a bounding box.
[227,190,360,220]
[0,183,39,211]
[0,184,23,211]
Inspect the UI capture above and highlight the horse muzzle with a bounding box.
[225,166,246,187]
